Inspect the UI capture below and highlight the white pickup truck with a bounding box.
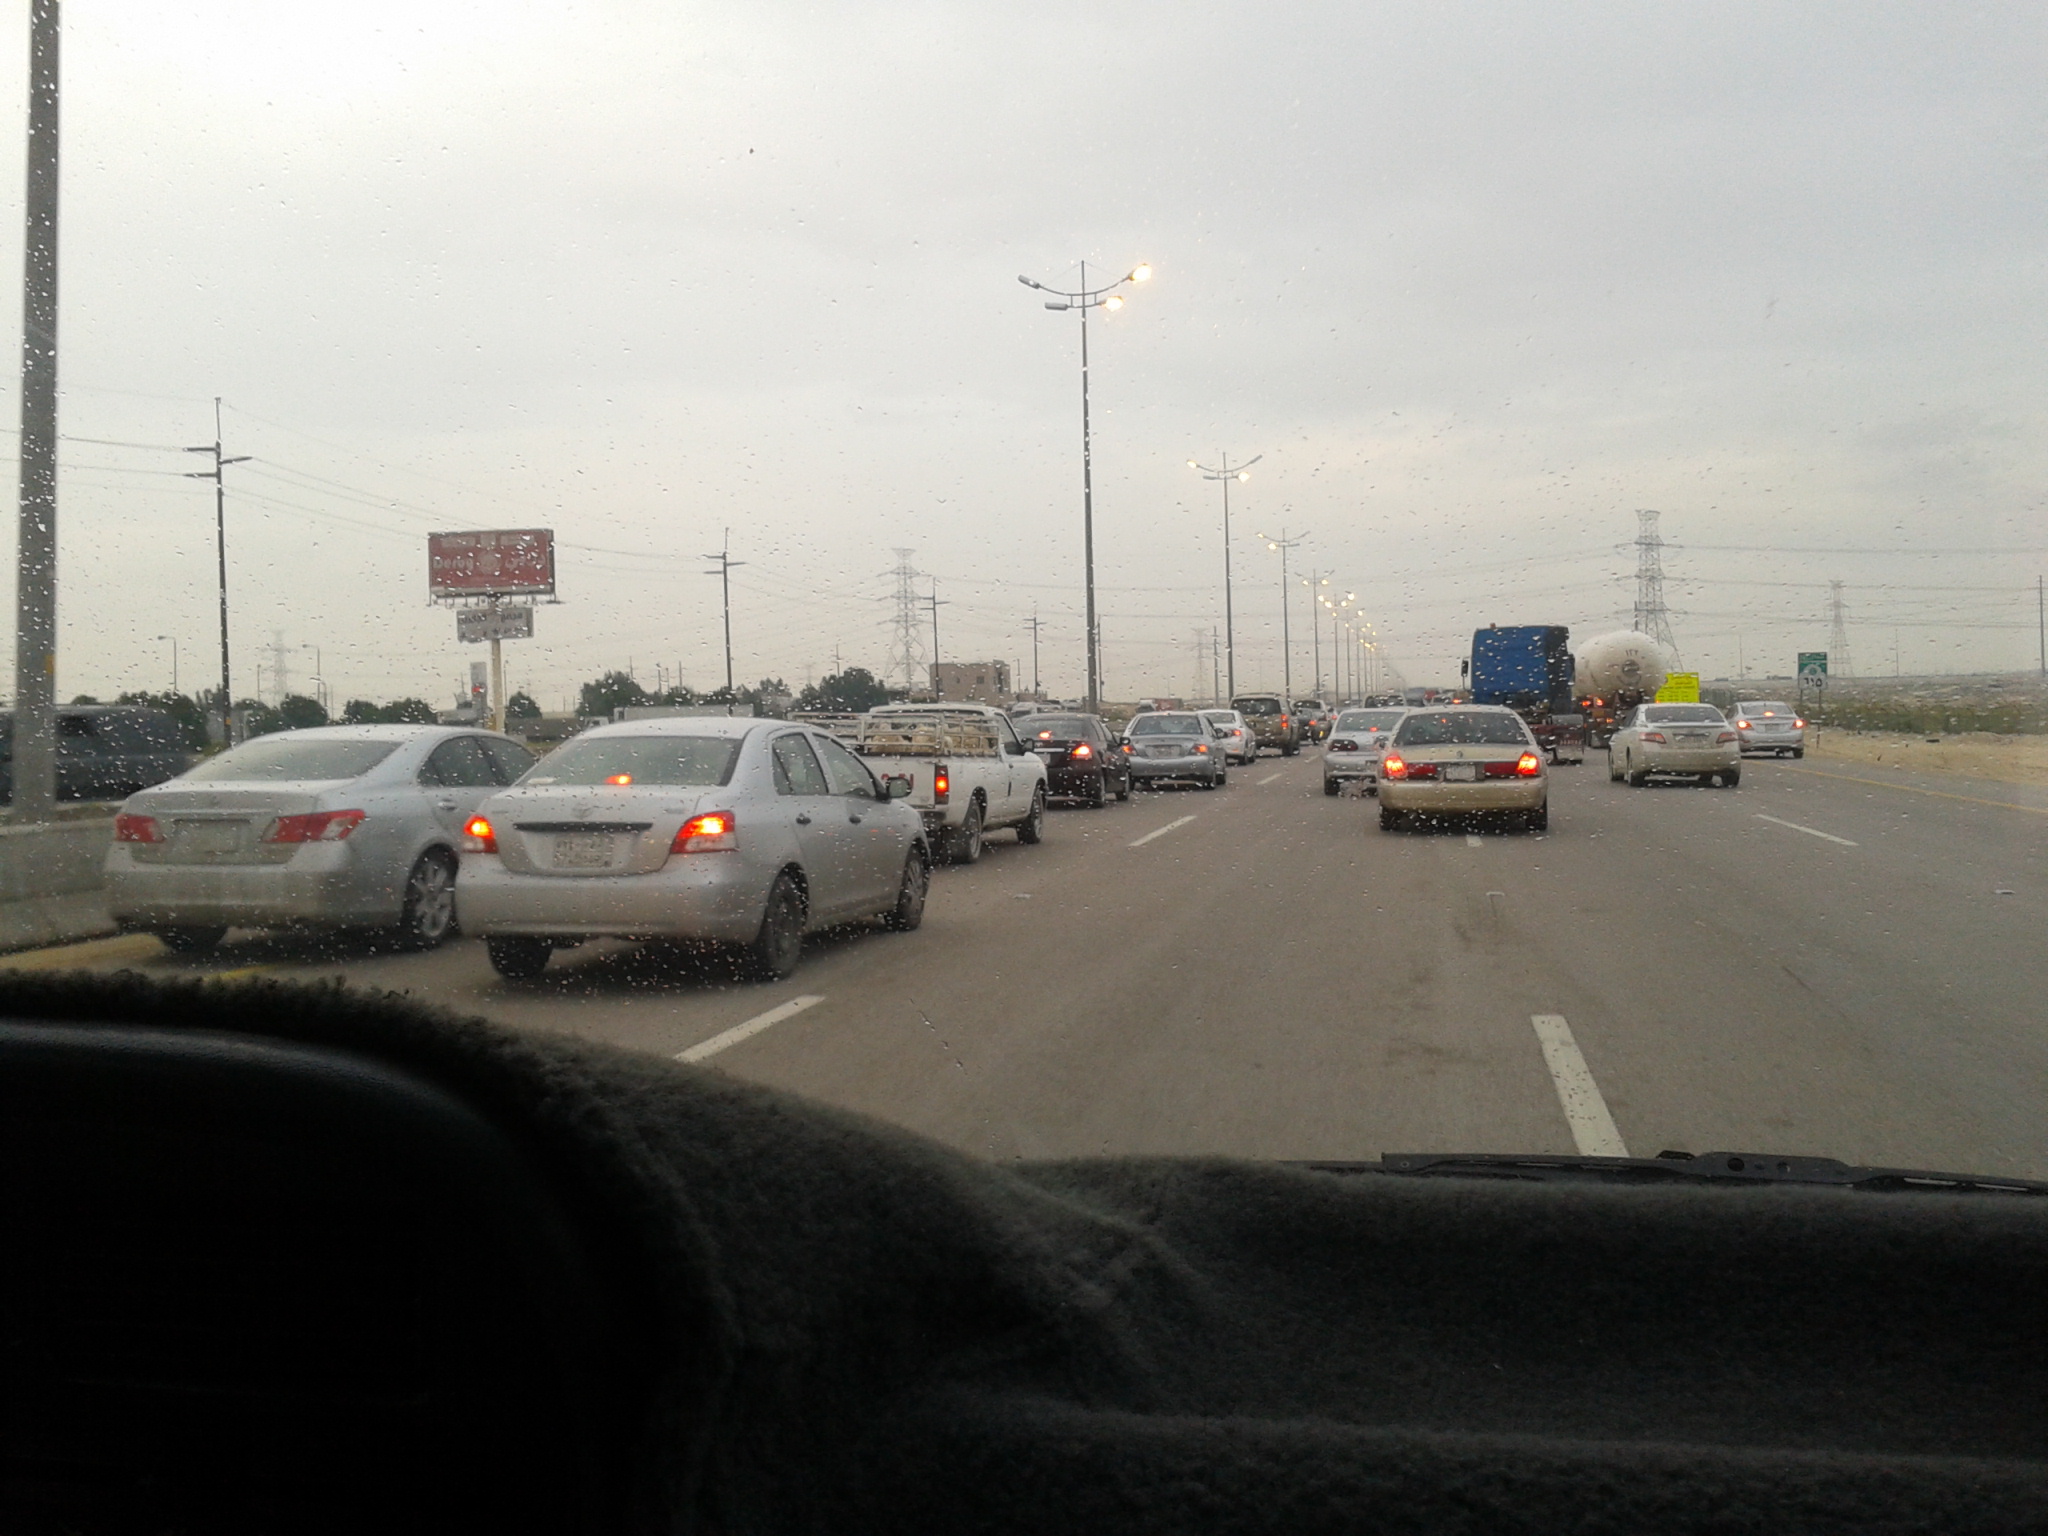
[853,704,1048,864]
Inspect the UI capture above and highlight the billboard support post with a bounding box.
[432,531,553,734]
[489,597,504,734]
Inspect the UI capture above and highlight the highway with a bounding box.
[9,749,2046,1180]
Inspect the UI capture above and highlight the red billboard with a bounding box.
[428,529,556,597]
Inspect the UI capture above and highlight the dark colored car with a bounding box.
[0,706,195,805]
[1019,712,1130,806]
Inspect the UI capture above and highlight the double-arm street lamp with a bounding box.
[1019,260,1151,712]
[1258,527,1308,703]
[1188,453,1258,699]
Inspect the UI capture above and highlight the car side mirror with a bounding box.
[882,774,913,799]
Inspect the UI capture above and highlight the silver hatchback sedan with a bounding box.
[457,716,932,981]
[104,724,535,952]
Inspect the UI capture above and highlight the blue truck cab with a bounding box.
[1466,625,1585,763]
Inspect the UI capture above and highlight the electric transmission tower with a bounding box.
[885,549,925,695]
[1632,509,1680,659]
[1827,579,1853,678]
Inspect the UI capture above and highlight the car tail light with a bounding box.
[114,813,163,843]
[1737,720,1752,730]
[1382,754,1407,779]
[1280,715,1290,727]
[462,815,498,853]
[672,811,737,854]
[1071,743,1093,759]
[1716,731,1738,744]
[1120,741,1133,754]
[605,773,634,786]
[1794,717,1807,728]
[262,810,366,843]
[933,765,950,804]
[1405,762,1440,780]
[1193,743,1209,754]
[1516,752,1542,776]
[1641,731,1667,743]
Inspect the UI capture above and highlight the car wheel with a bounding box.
[1016,787,1046,844]
[1216,767,1228,788]
[1791,748,1804,759]
[397,849,459,948]
[1722,770,1741,789]
[882,849,928,932]
[1607,750,1623,783]
[1324,778,1340,796]
[743,872,806,981]
[1085,773,1106,808]
[1379,805,1404,832]
[152,924,226,955]
[948,799,986,864]
[1626,754,1649,788]
[1282,743,1299,757]
[1527,803,1549,832]
[1115,776,1130,802]
[485,936,552,980]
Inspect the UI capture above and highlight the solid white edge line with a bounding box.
[678,994,825,1063]
[1530,1014,1629,1158]
[1754,812,1858,847]
[1464,834,1483,847]
[1256,772,1281,785]
[1129,815,1197,848]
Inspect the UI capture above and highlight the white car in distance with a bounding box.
[1322,707,1406,795]
[1607,704,1743,788]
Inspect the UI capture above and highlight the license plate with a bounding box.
[175,820,242,855]
[1442,763,1478,782]
[1145,745,1180,758]
[1676,731,1709,742]
[551,833,614,869]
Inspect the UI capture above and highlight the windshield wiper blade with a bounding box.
[1296,1151,2048,1195]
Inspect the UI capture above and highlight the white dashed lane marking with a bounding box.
[1257,773,1281,786]
[1129,816,1197,848]
[678,995,825,1063]
[1754,813,1858,847]
[1530,1014,1629,1158]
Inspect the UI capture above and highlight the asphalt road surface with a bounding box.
[9,749,2045,1179]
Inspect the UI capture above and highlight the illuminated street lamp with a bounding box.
[1018,260,1152,713]
[1257,527,1308,702]
[1189,453,1259,697]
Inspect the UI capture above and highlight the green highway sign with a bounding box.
[1797,652,1828,679]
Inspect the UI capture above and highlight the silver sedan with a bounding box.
[457,716,933,982]
[104,724,535,951]
[1608,704,1743,787]
[1121,711,1227,789]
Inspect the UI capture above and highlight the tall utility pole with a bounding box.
[1189,453,1259,698]
[185,398,249,743]
[1300,568,1333,693]
[1209,627,1221,704]
[11,0,59,822]
[2038,575,2044,676]
[924,581,949,697]
[1632,509,1679,660]
[701,529,747,696]
[885,548,923,695]
[1258,528,1307,703]
[1025,608,1043,697]
[1019,260,1151,713]
[1826,578,1853,679]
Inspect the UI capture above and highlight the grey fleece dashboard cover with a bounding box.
[0,970,2042,1535]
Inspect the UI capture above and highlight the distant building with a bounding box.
[931,660,1013,703]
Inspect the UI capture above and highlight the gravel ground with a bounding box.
[1808,729,2048,788]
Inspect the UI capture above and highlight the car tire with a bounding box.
[882,850,928,932]
[397,849,459,949]
[1324,778,1340,796]
[1792,748,1804,759]
[1115,777,1130,802]
[1085,773,1106,808]
[1626,754,1649,788]
[1722,770,1741,789]
[153,924,226,955]
[948,799,986,864]
[1282,743,1300,757]
[742,872,806,981]
[1527,803,1549,833]
[485,936,552,980]
[1216,767,1227,788]
[1608,750,1623,783]
[1379,805,1404,831]
[1016,787,1046,844]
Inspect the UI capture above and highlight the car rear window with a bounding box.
[1336,710,1403,731]
[1023,716,1092,739]
[1233,697,1281,716]
[184,737,401,782]
[1128,714,1202,736]
[1645,705,1725,724]
[527,735,740,787]
[1393,712,1532,747]
[1739,702,1794,716]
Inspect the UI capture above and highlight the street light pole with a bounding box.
[700,529,748,698]
[154,634,177,695]
[1301,569,1333,694]
[1259,528,1307,703]
[1189,454,1258,699]
[185,397,250,744]
[1019,260,1151,714]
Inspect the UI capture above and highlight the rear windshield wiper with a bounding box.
[1296,1150,2048,1196]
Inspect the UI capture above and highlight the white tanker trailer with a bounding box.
[1573,630,1671,747]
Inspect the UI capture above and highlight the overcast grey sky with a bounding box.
[2,0,2044,707]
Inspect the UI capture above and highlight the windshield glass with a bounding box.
[1336,711,1404,732]
[181,736,399,783]
[23,9,2039,1189]
[527,736,740,787]
[1395,712,1532,747]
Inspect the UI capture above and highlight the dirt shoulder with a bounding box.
[1807,729,2048,789]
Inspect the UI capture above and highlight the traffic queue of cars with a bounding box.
[101,692,1776,977]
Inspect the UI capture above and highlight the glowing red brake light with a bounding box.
[1716,731,1738,744]
[1071,743,1093,759]
[1381,754,1407,779]
[1516,752,1542,776]
[462,815,498,853]
[671,811,737,853]
[114,813,163,844]
[262,810,366,844]
[1737,720,1752,729]
[605,773,633,786]
[1794,718,1807,728]
[933,766,950,804]
[1641,731,1667,744]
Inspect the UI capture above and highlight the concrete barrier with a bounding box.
[0,815,118,951]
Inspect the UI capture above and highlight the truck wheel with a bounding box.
[882,850,928,932]
[1016,787,1046,844]
[152,925,226,955]
[742,873,805,981]
[948,800,986,864]
[486,936,552,980]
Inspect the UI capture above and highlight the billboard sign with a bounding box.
[1654,671,1700,703]
[457,603,535,643]
[429,529,555,597]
